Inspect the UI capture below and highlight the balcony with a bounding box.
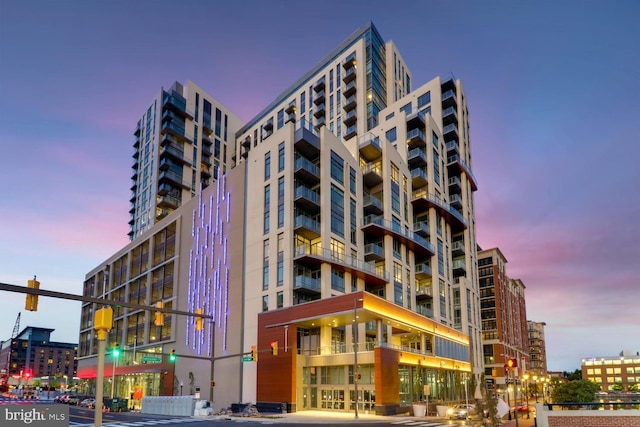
[446,141,459,156]
[415,284,433,299]
[452,241,465,257]
[133,135,140,149]
[285,101,296,114]
[160,142,191,165]
[411,167,427,189]
[162,93,193,120]
[343,80,357,97]
[408,147,427,168]
[313,90,325,105]
[202,115,213,135]
[159,157,172,171]
[294,275,321,295]
[134,121,142,136]
[129,203,135,214]
[158,169,189,190]
[313,103,325,118]
[407,128,426,149]
[286,112,296,124]
[364,243,385,261]
[343,109,357,126]
[294,244,388,286]
[411,190,468,231]
[453,258,466,277]
[315,116,326,129]
[450,194,462,209]
[294,185,320,215]
[294,125,320,160]
[129,191,136,202]
[263,118,274,131]
[416,304,433,318]
[358,133,382,161]
[201,167,212,178]
[343,95,357,112]
[406,110,426,131]
[447,154,478,191]
[415,263,432,280]
[314,76,325,92]
[161,121,192,144]
[241,136,251,148]
[363,194,383,216]
[342,52,356,69]
[157,182,175,196]
[361,215,435,257]
[361,161,383,187]
[343,66,356,83]
[413,221,429,238]
[155,208,171,221]
[448,176,461,193]
[441,74,456,93]
[442,123,459,141]
[344,124,357,140]
[442,106,458,126]
[157,194,181,209]
[441,89,457,109]
[294,156,320,185]
[294,214,321,239]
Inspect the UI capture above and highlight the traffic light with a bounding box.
[270,341,278,356]
[25,277,40,311]
[113,343,120,358]
[251,345,257,362]
[169,348,176,362]
[154,301,164,326]
[505,358,517,371]
[355,373,361,381]
[195,308,203,331]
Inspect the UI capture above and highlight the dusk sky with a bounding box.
[1,1,638,372]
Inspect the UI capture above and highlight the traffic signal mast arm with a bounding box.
[0,281,210,321]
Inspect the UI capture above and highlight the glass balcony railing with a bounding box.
[295,244,389,281]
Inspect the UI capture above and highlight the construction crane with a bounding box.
[11,312,21,338]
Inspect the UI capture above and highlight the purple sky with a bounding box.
[1,1,638,372]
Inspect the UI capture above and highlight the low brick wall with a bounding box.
[535,404,640,427]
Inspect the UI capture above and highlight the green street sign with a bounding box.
[142,355,162,363]
[241,356,253,362]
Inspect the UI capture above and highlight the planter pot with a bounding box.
[412,404,426,417]
[436,405,448,417]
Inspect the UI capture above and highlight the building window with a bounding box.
[215,108,222,137]
[432,131,439,148]
[263,239,269,291]
[417,91,431,108]
[278,176,285,228]
[386,127,397,143]
[433,150,440,186]
[264,185,270,234]
[262,295,268,312]
[330,151,344,185]
[265,152,271,181]
[300,91,306,114]
[277,109,284,129]
[349,167,356,195]
[331,268,345,292]
[438,240,445,275]
[400,102,412,117]
[330,184,344,237]
[278,142,285,172]
[277,234,284,287]
[350,198,357,245]
[276,291,284,309]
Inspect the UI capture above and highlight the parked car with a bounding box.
[447,404,476,419]
[80,398,96,408]
[511,403,530,412]
[67,395,80,405]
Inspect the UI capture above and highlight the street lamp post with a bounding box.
[353,297,361,419]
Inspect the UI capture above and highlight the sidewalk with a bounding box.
[501,416,536,427]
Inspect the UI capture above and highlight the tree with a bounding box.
[629,383,639,392]
[475,374,500,427]
[610,382,624,392]
[551,379,600,404]
[565,369,582,381]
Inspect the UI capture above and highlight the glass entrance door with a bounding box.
[320,388,345,410]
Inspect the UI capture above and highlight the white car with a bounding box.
[447,404,476,419]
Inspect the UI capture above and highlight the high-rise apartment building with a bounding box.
[478,248,529,395]
[79,22,483,415]
[528,321,548,376]
[128,81,243,240]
